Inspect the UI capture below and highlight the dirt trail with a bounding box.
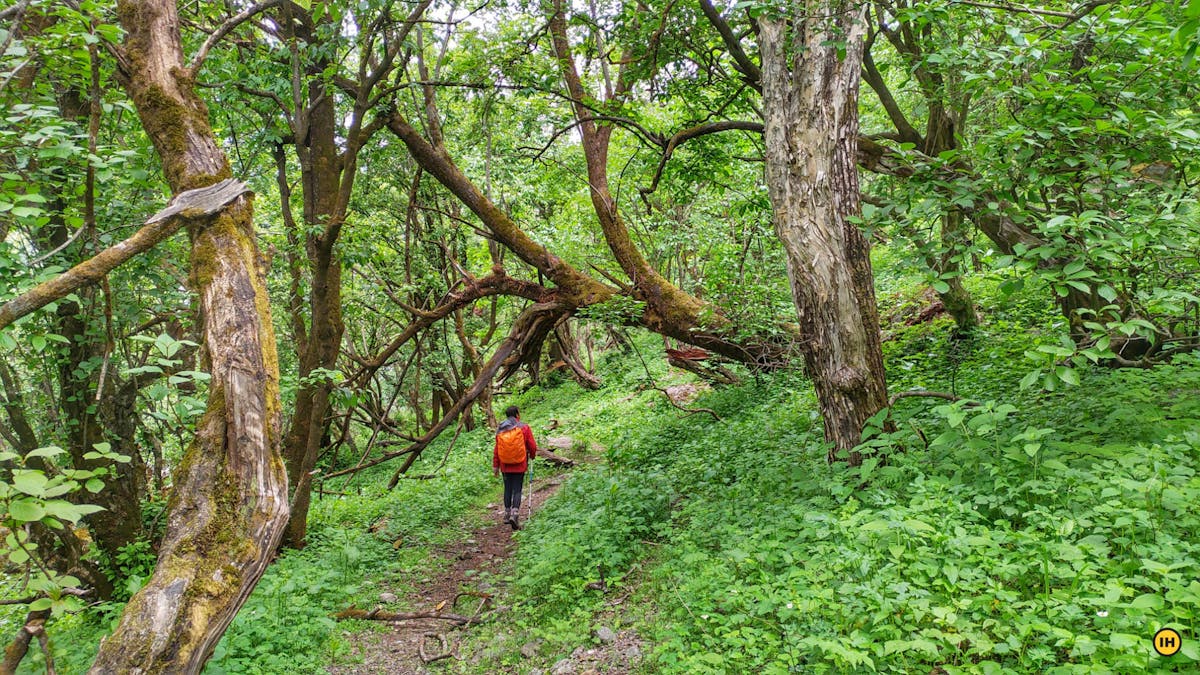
[327,476,563,674]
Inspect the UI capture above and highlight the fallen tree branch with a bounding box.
[537,448,575,467]
[0,595,38,607]
[334,607,478,624]
[646,383,722,421]
[666,352,742,385]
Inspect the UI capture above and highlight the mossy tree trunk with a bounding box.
[89,1,288,672]
[275,4,347,549]
[267,1,428,547]
[935,211,979,334]
[758,3,890,464]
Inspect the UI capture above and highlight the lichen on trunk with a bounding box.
[89,1,289,672]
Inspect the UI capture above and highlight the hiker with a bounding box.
[494,405,538,530]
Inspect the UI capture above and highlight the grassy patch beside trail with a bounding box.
[19,276,1200,675]
[16,429,504,675]
[483,316,1200,673]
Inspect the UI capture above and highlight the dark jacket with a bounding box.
[493,416,538,473]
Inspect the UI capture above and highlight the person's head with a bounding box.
[505,405,520,419]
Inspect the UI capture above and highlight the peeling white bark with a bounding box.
[759,2,889,460]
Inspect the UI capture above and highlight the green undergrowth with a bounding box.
[471,316,1200,674]
[20,280,1200,674]
[206,439,500,675]
[19,427,504,674]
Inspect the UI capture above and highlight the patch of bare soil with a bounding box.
[327,476,563,675]
[526,627,644,675]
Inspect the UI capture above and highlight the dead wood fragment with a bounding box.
[334,607,476,625]
[665,347,711,361]
[144,178,249,223]
[419,633,453,663]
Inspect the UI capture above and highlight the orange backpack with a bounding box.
[496,426,527,464]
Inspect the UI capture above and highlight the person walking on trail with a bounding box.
[494,405,538,530]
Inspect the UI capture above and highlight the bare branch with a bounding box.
[328,302,569,482]
[699,0,761,90]
[189,0,289,74]
[861,47,923,147]
[641,120,764,195]
[349,273,548,385]
[948,0,1113,21]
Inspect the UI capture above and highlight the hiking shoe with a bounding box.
[502,508,512,524]
[510,514,520,530]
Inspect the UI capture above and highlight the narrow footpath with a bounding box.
[327,477,563,674]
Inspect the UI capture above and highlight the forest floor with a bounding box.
[328,474,569,674]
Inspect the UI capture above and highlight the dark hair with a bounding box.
[505,405,519,419]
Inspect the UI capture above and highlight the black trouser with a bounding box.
[503,472,525,510]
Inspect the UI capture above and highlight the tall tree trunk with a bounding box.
[758,3,889,463]
[90,1,288,672]
[925,105,978,335]
[280,53,345,548]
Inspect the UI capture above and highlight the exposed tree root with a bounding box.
[419,633,453,664]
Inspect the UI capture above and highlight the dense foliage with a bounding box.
[488,282,1200,673]
[0,0,1197,671]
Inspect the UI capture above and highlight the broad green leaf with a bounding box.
[25,446,65,460]
[8,499,46,522]
[11,470,48,496]
[1129,593,1163,610]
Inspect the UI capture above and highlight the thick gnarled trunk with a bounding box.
[759,4,889,462]
[90,1,288,672]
